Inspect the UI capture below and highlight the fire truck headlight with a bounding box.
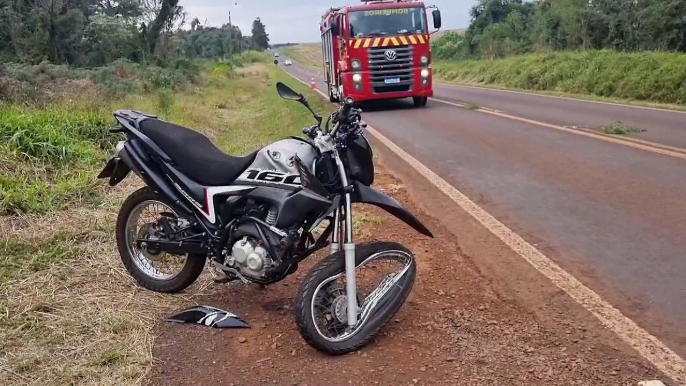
[353,73,362,83]
[420,55,429,65]
[352,60,361,70]
[421,69,430,78]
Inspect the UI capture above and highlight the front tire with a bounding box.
[294,242,416,355]
[413,96,428,107]
[116,187,206,293]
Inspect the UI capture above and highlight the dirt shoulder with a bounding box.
[146,158,662,386]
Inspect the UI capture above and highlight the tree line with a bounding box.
[433,0,686,60]
[0,0,270,67]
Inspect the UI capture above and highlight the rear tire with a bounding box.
[294,241,416,355]
[116,187,206,293]
[413,96,428,107]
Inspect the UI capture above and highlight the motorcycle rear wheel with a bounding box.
[294,241,416,355]
[116,187,206,293]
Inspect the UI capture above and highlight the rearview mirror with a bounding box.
[432,10,442,30]
[275,82,322,125]
[276,82,304,101]
[273,59,279,65]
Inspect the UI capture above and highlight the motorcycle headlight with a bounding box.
[421,69,430,78]
[352,60,361,70]
[353,73,362,83]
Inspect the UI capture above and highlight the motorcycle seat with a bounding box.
[139,119,257,186]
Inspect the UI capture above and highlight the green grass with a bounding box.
[0,232,93,282]
[602,121,647,135]
[434,50,686,105]
[0,106,115,214]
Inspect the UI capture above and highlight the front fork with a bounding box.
[332,151,358,327]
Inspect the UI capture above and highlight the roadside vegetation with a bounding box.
[280,44,321,69]
[431,0,686,105]
[0,51,331,385]
[433,50,686,105]
[0,2,332,384]
[602,121,647,135]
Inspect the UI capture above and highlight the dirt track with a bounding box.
[146,163,661,386]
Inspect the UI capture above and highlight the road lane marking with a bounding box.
[573,127,686,155]
[280,63,686,383]
[437,82,686,114]
[431,97,686,162]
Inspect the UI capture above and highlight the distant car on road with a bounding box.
[274,52,280,57]
[284,60,292,66]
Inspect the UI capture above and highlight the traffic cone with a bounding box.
[310,77,316,90]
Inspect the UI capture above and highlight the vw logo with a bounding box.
[384,49,397,61]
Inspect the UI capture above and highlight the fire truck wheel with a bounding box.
[413,97,428,107]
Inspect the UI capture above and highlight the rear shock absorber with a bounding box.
[265,207,277,226]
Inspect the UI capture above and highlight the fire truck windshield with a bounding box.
[348,7,427,38]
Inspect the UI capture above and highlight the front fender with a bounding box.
[351,182,433,238]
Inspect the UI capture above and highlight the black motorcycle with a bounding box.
[98,82,433,354]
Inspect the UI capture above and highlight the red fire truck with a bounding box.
[320,0,441,107]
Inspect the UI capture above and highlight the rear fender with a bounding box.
[97,157,131,186]
[351,181,433,238]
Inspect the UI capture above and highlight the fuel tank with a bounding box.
[241,138,318,181]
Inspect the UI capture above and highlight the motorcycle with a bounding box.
[98,82,433,354]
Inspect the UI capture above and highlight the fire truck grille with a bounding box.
[368,45,414,94]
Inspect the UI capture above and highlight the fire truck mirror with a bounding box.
[432,10,442,30]
[331,19,340,36]
[274,59,279,65]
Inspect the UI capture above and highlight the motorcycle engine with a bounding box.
[227,236,274,279]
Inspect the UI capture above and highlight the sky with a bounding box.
[181,0,476,44]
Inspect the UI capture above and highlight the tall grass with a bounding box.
[434,50,686,105]
[0,106,114,214]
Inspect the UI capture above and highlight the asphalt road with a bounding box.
[279,57,686,359]
[433,83,686,150]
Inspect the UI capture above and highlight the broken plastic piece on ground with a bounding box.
[165,305,250,328]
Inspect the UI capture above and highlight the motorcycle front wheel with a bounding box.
[294,241,416,355]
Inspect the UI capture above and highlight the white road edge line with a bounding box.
[430,97,686,162]
[437,82,686,115]
[279,65,686,384]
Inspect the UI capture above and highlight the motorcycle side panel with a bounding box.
[351,182,433,238]
[165,305,250,329]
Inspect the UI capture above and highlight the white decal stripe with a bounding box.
[202,186,254,223]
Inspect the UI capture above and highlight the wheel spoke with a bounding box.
[309,250,413,343]
[125,200,187,281]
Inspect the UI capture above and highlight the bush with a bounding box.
[232,51,269,67]
[432,31,467,60]
[434,50,686,104]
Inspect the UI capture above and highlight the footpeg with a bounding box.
[210,261,250,284]
[212,274,233,284]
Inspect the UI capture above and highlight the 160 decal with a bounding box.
[238,169,301,186]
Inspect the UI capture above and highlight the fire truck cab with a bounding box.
[320,0,441,107]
